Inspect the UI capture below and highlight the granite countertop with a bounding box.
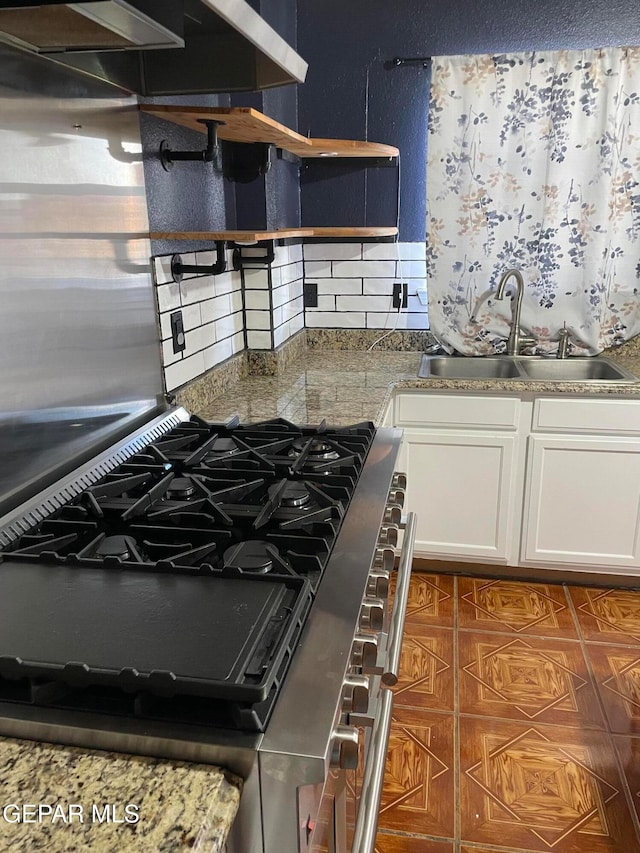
[3,340,639,853]
[195,346,640,427]
[0,738,241,852]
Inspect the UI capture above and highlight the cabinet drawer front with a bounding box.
[532,397,640,434]
[396,393,520,429]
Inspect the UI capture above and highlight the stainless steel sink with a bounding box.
[518,357,637,382]
[418,356,522,379]
[418,354,638,383]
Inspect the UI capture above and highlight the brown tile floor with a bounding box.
[373,572,640,852]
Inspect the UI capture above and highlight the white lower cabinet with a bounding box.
[398,429,518,561]
[522,434,640,570]
[391,390,640,572]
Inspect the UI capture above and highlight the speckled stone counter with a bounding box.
[0,738,241,852]
[195,347,640,426]
[196,351,422,425]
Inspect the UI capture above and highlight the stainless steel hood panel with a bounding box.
[0,1,184,53]
[0,54,164,517]
[0,0,308,93]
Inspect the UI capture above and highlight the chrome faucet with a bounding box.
[494,269,534,355]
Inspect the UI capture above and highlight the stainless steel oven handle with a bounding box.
[351,687,394,853]
[381,511,416,687]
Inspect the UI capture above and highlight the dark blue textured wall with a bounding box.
[141,0,299,250]
[297,0,640,241]
[140,93,236,255]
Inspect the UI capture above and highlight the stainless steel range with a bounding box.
[0,38,415,853]
[0,409,414,853]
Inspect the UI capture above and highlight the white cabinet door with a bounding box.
[522,435,640,569]
[399,429,518,561]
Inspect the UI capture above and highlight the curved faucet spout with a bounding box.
[495,269,527,355]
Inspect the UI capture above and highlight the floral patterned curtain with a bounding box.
[426,48,640,355]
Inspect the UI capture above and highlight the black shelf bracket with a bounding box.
[386,55,432,69]
[171,241,227,283]
[232,240,275,271]
[160,120,222,172]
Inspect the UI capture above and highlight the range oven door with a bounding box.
[302,513,417,853]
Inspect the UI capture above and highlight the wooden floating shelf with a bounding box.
[140,106,399,159]
[150,227,398,241]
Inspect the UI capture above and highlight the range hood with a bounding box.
[0,0,308,93]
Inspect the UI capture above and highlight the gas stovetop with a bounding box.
[0,416,376,733]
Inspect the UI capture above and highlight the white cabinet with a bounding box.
[392,392,524,562]
[390,390,640,573]
[399,428,518,560]
[521,398,640,571]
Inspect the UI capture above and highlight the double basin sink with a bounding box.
[418,354,638,383]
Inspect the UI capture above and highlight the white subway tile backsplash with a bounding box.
[245,290,270,310]
[196,249,221,267]
[316,279,362,296]
[282,296,303,323]
[153,255,174,286]
[398,241,426,260]
[204,338,233,371]
[156,282,181,313]
[273,245,289,266]
[281,261,304,285]
[290,313,304,334]
[273,323,289,348]
[181,303,202,331]
[272,305,283,328]
[215,311,243,341]
[212,271,233,295]
[164,351,206,392]
[404,279,429,296]
[201,294,232,325]
[247,330,272,349]
[363,278,395,296]
[230,289,243,313]
[181,275,215,305]
[272,284,290,309]
[161,338,181,366]
[159,311,174,340]
[304,261,332,278]
[303,243,361,262]
[407,294,428,312]
[184,325,212,355]
[396,259,427,278]
[289,244,303,264]
[232,331,244,353]
[311,295,336,311]
[332,260,395,278]
[271,266,282,288]
[365,311,429,330]
[244,268,270,289]
[305,312,366,328]
[336,295,393,312]
[361,243,399,260]
[246,309,272,330]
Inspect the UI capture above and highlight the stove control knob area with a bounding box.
[367,568,390,599]
[378,525,398,548]
[359,597,385,632]
[351,633,378,670]
[373,547,395,572]
[342,674,370,715]
[330,725,359,770]
[383,505,402,526]
[388,488,405,509]
[392,472,407,490]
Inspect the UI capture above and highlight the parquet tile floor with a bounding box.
[371,572,640,852]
